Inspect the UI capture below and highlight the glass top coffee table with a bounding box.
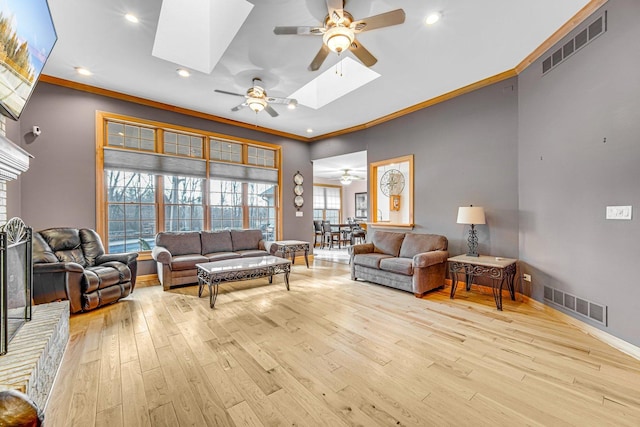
[196,256,291,308]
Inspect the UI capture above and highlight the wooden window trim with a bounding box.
[96,111,283,253]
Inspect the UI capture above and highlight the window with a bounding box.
[313,185,341,223]
[164,176,204,232]
[107,122,155,151]
[164,131,203,158]
[248,182,276,240]
[209,179,243,230]
[106,170,156,252]
[247,146,275,167]
[97,113,282,254]
[210,139,242,163]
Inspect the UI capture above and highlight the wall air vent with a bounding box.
[543,285,607,326]
[542,10,607,75]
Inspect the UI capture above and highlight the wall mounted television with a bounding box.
[0,0,57,120]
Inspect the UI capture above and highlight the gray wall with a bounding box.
[311,77,520,260]
[14,83,313,274]
[518,0,640,345]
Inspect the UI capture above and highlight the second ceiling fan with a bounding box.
[214,78,297,117]
[274,0,405,71]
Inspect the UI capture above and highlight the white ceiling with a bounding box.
[313,150,367,180]
[43,0,592,139]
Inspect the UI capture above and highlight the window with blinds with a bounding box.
[313,185,341,223]
[97,113,281,253]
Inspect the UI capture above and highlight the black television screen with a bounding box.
[0,0,57,120]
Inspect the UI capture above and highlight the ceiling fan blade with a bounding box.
[264,105,279,117]
[231,102,247,112]
[266,96,296,105]
[351,9,406,33]
[326,0,344,23]
[308,44,331,71]
[215,89,246,97]
[349,40,377,67]
[274,26,324,35]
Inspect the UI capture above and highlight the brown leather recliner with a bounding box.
[32,228,138,313]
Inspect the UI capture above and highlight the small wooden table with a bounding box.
[448,254,517,310]
[267,240,310,268]
[196,256,291,308]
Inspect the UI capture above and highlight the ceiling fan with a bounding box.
[214,78,298,117]
[274,0,405,71]
[336,169,364,185]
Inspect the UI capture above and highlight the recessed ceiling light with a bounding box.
[176,68,191,77]
[75,67,92,76]
[425,12,441,25]
[306,128,313,133]
[125,13,139,23]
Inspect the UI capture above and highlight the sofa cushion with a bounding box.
[80,229,106,266]
[205,252,240,262]
[156,231,202,256]
[353,253,394,269]
[39,228,88,267]
[32,232,58,264]
[40,228,81,252]
[399,233,448,258]
[56,248,87,266]
[170,254,208,271]
[86,265,121,289]
[231,229,263,251]
[379,257,414,276]
[201,230,233,255]
[371,231,405,257]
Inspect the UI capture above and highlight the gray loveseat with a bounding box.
[152,229,268,290]
[350,230,449,297]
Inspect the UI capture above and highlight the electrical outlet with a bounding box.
[523,274,531,282]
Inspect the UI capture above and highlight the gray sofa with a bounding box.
[152,229,268,290]
[350,230,449,297]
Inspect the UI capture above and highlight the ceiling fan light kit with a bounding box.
[340,175,352,185]
[323,26,354,54]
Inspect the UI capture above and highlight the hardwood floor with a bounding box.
[45,260,640,426]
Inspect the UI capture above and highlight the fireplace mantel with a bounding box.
[0,134,32,181]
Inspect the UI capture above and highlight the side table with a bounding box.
[448,254,517,310]
[267,240,310,268]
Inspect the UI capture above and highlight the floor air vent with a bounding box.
[542,10,607,74]
[543,285,607,325]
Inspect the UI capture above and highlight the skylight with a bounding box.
[289,57,381,110]
[152,0,253,74]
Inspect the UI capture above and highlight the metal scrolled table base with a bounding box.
[197,261,291,308]
[449,261,517,311]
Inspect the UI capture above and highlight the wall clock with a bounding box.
[294,195,304,208]
[293,172,304,185]
[380,169,405,196]
[294,184,304,195]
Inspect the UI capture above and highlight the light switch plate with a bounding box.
[295,211,303,217]
[606,205,632,220]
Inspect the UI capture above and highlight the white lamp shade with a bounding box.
[457,206,486,225]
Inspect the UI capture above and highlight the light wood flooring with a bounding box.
[45,260,640,426]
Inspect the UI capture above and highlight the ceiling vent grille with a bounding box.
[542,10,607,74]
[543,285,607,326]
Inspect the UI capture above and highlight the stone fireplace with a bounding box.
[0,117,69,410]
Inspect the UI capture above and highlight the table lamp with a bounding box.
[457,205,486,257]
